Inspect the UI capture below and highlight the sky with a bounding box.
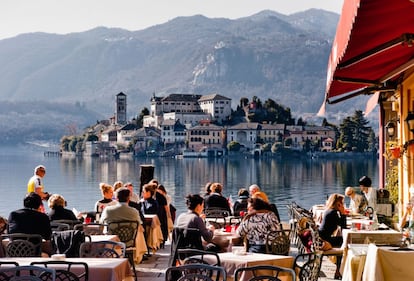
[0,0,343,40]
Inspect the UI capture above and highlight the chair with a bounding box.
[169,227,203,267]
[79,241,126,258]
[31,261,88,281]
[0,265,56,281]
[293,253,322,281]
[165,264,226,281]
[73,223,105,235]
[106,221,139,281]
[51,220,82,230]
[51,230,90,258]
[204,208,230,228]
[1,234,43,257]
[234,265,296,281]
[177,249,221,266]
[265,230,291,256]
[50,222,70,232]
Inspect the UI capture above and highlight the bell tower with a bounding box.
[116,92,127,125]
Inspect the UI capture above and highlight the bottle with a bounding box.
[371,211,378,230]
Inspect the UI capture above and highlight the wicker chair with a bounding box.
[31,260,88,281]
[79,240,126,258]
[1,233,43,257]
[265,230,291,256]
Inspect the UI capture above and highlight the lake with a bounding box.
[0,145,379,222]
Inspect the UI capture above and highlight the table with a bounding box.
[0,257,133,281]
[363,244,414,281]
[90,235,120,242]
[217,252,294,281]
[143,214,163,253]
[212,230,242,252]
[341,229,402,249]
[341,244,368,281]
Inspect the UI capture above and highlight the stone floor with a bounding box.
[135,241,339,281]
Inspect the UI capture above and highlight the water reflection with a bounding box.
[0,147,378,222]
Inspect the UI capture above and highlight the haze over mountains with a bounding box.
[0,9,368,144]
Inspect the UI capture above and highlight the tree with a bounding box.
[337,110,372,152]
[227,141,241,152]
[136,107,150,128]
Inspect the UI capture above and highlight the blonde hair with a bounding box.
[210,182,223,193]
[345,187,355,197]
[326,193,345,210]
[252,191,269,203]
[48,194,66,209]
[113,181,124,192]
[99,183,113,194]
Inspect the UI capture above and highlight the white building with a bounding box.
[198,94,232,123]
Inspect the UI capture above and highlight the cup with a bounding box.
[232,246,246,255]
[225,225,232,232]
[85,217,92,224]
[355,222,361,230]
[239,211,245,217]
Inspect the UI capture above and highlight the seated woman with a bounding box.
[140,183,159,215]
[47,194,78,221]
[233,188,249,216]
[236,197,281,253]
[204,182,231,215]
[94,183,117,214]
[318,193,347,279]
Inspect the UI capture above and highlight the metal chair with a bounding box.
[51,230,91,258]
[293,252,322,281]
[0,265,56,281]
[1,234,43,257]
[79,241,126,258]
[265,230,291,256]
[73,223,106,235]
[234,265,296,281]
[204,208,230,228]
[107,221,139,281]
[177,249,221,266]
[31,261,88,281]
[50,220,81,230]
[50,222,70,232]
[165,264,227,281]
[169,227,203,267]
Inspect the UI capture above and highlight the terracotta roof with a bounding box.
[162,94,202,102]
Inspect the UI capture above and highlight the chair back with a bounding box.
[0,265,56,281]
[31,261,88,281]
[234,265,296,281]
[51,230,88,258]
[204,208,230,228]
[293,253,322,281]
[265,230,291,256]
[79,241,126,258]
[177,249,221,266]
[73,223,105,235]
[1,234,43,257]
[50,222,70,232]
[51,220,81,230]
[165,264,226,281]
[169,227,203,266]
[106,221,138,248]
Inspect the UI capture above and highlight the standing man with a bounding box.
[359,176,377,210]
[27,165,49,200]
[27,165,49,213]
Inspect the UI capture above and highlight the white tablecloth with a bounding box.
[342,244,368,281]
[217,252,294,281]
[0,257,133,281]
[363,244,414,281]
[341,229,402,249]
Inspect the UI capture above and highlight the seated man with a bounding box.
[8,192,52,240]
[100,188,142,225]
[7,192,52,256]
[345,186,367,215]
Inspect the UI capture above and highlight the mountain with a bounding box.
[0,9,367,144]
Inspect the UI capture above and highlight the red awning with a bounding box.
[324,0,414,104]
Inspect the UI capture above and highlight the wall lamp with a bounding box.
[405,111,414,134]
[385,120,397,138]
